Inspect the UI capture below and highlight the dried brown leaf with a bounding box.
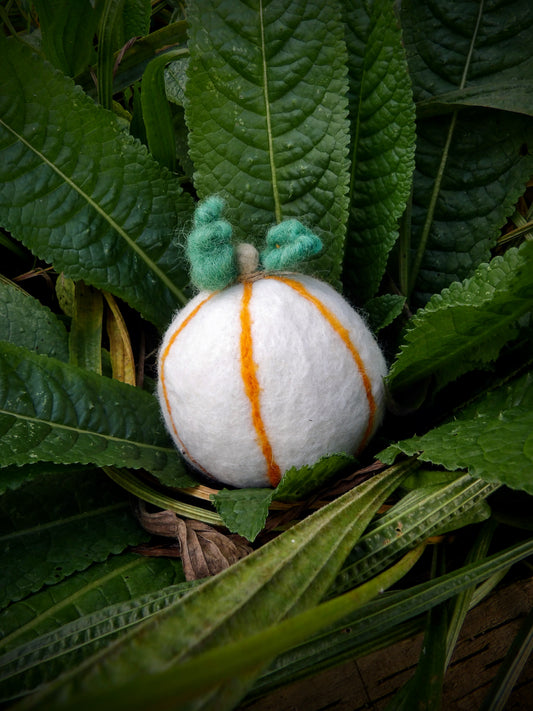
[134,501,252,580]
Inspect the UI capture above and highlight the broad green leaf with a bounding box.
[0,556,188,702]
[34,0,101,77]
[0,463,92,496]
[388,241,533,393]
[0,555,183,651]
[186,0,351,284]
[0,36,193,329]
[253,536,533,698]
[363,293,406,333]
[210,488,273,542]
[20,465,407,711]
[209,453,355,541]
[122,0,151,40]
[0,341,193,487]
[417,80,533,119]
[401,0,533,302]
[274,452,355,503]
[0,277,69,361]
[343,0,416,301]
[381,372,533,494]
[0,469,147,608]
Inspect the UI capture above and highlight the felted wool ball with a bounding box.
[158,272,387,489]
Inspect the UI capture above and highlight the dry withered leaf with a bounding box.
[134,501,252,581]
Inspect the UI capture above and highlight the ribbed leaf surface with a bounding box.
[0,341,192,487]
[0,470,147,608]
[0,555,186,701]
[343,0,416,301]
[387,241,533,392]
[0,36,193,329]
[0,279,69,361]
[185,0,350,283]
[21,466,406,711]
[401,0,533,303]
[382,372,533,494]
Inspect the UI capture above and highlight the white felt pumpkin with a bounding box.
[158,271,387,488]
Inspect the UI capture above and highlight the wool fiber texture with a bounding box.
[158,274,387,488]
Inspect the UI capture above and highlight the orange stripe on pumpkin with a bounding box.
[159,293,216,474]
[268,276,377,451]
[240,281,282,487]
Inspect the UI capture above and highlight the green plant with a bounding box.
[1,1,532,709]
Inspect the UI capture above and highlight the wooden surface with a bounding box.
[244,576,533,710]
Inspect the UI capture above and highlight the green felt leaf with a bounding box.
[274,452,355,503]
[0,555,187,701]
[381,372,533,494]
[0,277,69,361]
[21,466,406,711]
[34,0,100,77]
[185,0,351,285]
[343,0,416,301]
[401,0,533,303]
[0,341,193,487]
[363,293,406,333]
[387,241,533,393]
[0,36,193,330]
[0,469,148,609]
[210,488,273,542]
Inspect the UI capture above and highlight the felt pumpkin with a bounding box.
[158,198,387,488]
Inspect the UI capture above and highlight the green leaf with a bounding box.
[0,341,192,487]
[343,0,416,301]
[388,241,533,393]
[0,469,147,608]
[363,293,406,333]
[141,49,188,170]
[0,277,69,361]
[330,474,496,597]
[34,0,101,77]
[381,372,533,494]
[122,0,151,40]
[209,454,355,541]
[0,35,193,329]
[210,488,273,542]
[97,0,125,110]
[417,80,533,119]
[254,536,533,697]
[21,465,407,711]
[401,0,533,302]
[0,555,187,702]
[68,282,103,373]
[273,452,355,503]
[185,0,351,284]
[0,463,92,496]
